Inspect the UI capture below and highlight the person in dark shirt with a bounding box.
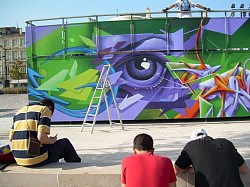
[174,129,249,187]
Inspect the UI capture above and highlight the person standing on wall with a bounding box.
[174,129,249,187]
[121,133,177,187]
[9,98,81,167]
[162,0,210,18]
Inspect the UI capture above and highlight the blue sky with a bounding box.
[1,0,250,30]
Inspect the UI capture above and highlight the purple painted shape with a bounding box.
[204,18,248,35]
[146,93,191,112]
[133,31,184,51]
[109,71,122,85]
[115,78,127,86]
[26,25,61,47]
[99,47,112,53]
[185,99,197,109]
[97,30,184,52]
[151,87,187,102]
[240,95,250,108]
[52,109,81,122]
[183,34,196,51]
[102,54,114,60]
[114,41,126,49]
[91,58,103,65]
[189,82,200,91]
[136,38,167,50]
[173,108,186,115]
[97,100,149,120]
[119,94,144,110]
[224,94,237,117]
[99,35,130,50]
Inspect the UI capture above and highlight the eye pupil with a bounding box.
[126,57,157,80]
[134,58,147,70]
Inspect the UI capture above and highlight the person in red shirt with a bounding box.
[121,133,176,187]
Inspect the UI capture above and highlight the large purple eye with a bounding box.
[114,54,166,89]
[126,56,157,80]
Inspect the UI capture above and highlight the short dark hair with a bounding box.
[133,133,154,151]
[39,98,55,114]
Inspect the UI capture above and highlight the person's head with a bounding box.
[39,98,55,114]
[190,128,208,141]
[133,133,154,153]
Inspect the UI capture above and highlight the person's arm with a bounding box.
[162,4,175,12]
[169,182,176,187]
[37,106,56,144]
[9,131,13,142]
[121,183,126,187]
[234,147,249,174]
[174,164,187,175]
[195,4,210,11]
[185,166,195,173]
[239,162,249,174]
[37,131,57,144]
[9,118,15,142]
[174,148,193,175]
[167,4,176,10]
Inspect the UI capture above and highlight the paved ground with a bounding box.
[0,94,250,167]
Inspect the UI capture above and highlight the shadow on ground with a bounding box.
[0,109,16,118]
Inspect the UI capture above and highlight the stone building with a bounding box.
[0,27,27,88]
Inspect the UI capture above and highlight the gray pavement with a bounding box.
[0,94,250,167]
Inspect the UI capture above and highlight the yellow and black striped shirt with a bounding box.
[9,104,52,166]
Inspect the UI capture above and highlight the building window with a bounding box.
[5,51,10,61]
[21,65,26,74]
[13,51,18,60]
[21,50,26,60]
[6,65,9,77]
[4,40,10,48]
[12,38,18,47]
[20,38,25,46]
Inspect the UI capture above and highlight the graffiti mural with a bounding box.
[26,16,250,122]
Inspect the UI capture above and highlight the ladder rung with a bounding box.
[96,87,103,90]
[93,96,101,99]
[87,114,96,117]
[82,122,94,125]
[111,122,122,125]
[90,105,98,108]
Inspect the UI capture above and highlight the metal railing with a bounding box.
[25,9,250,60]
[25,10,250,26]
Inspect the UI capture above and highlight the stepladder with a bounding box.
[81,64,124,133]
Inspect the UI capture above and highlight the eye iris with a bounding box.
[126,57,157,80]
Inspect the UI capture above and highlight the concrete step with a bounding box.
[0,161,249,187]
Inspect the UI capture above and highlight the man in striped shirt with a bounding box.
[9,98,81,167]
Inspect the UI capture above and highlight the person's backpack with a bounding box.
[180,0,191,11]
[0,145,16,172]
[0,145,15,164]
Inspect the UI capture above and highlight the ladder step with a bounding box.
[111,122,123,125]
[87,114,96,117]
[82,122,94,125]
